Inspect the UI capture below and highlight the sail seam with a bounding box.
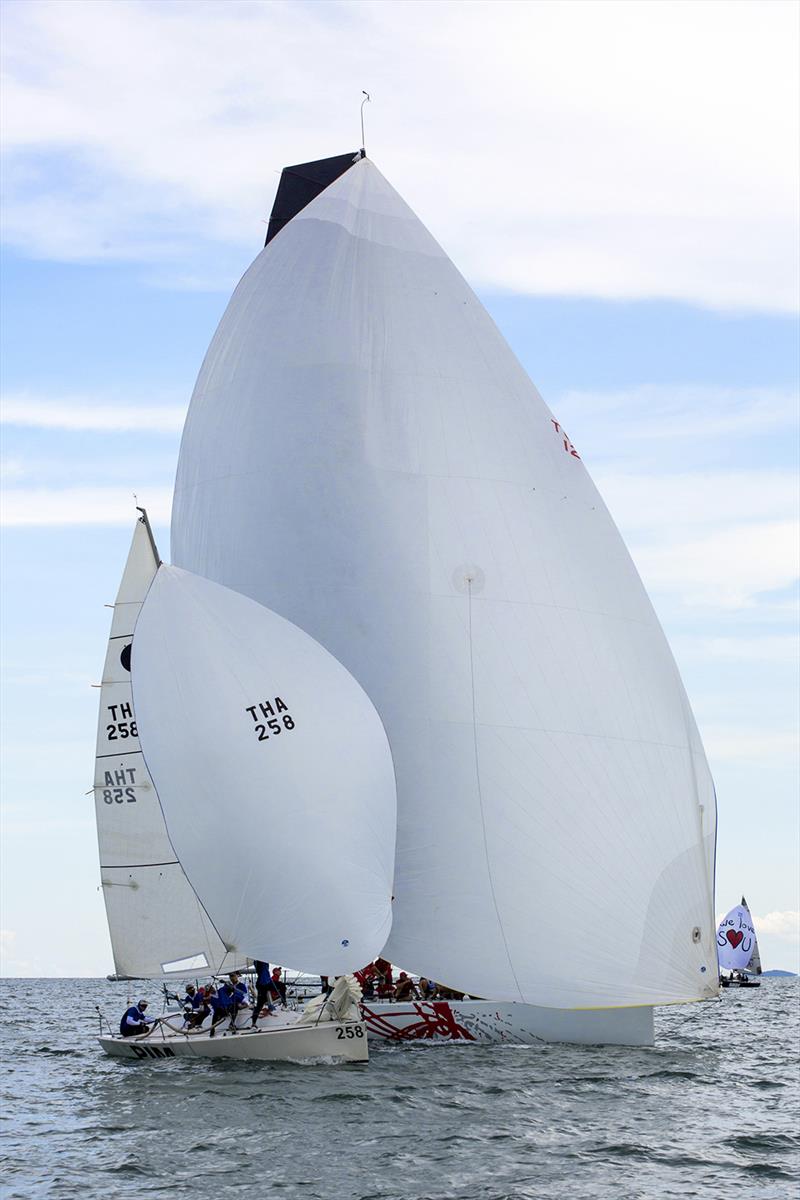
[466,578,525,1002]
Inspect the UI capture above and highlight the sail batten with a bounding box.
[171,157,718,1008]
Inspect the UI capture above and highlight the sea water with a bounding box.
[1,977,798,1199]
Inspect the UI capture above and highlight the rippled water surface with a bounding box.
[2,978,798,1199]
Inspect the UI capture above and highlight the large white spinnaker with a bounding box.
[131,564,397,976]
[94,512,232,978]
[717,898,762,974]
[171,154,718,1008]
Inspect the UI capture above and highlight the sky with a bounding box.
[1,0,798,978]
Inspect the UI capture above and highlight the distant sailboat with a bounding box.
[159,148,719,1045]
[717,897,762,987]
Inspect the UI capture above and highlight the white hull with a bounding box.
[99,1016,368,1063]
[361,1000,654,1047]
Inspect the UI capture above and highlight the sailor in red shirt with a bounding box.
[373,957,394,998]
[393,972,419,1001]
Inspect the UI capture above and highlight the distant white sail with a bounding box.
[171,155,717,1008]
[94,512,231,978]
[131,565,397,976]
[717,899,761,974]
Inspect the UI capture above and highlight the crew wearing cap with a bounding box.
[270,967,287,1006]
[394,972,419,1001]
[181,984,199,1013]
[119,1000,153,1037]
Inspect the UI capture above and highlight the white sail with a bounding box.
[130,565,397,976]
[94,512,232,978]
[717,899,761,974]
[171,155,717,1008]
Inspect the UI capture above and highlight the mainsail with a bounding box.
[717,898,762,974]
[93,511,231,977]
[130,564,397,976]
[170,153,718,1008]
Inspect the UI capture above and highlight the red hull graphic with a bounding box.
[361,1001,476,1041]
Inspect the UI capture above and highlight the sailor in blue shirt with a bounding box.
[252,960,277,1026]
[217,980,236,1012]
[119,1000,153,1037]
[205,986,231,1032]
[233,977,250,1009]
[181,984,199,1013]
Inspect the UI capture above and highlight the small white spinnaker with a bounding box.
[94,511,232,978]
[131,564,397,977]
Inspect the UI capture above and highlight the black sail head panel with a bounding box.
[265,151,363,246]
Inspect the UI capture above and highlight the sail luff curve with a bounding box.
[170,156,718,1007]
[93,513,233,978]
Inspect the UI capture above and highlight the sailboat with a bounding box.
[153,147,717,1047]
[93,509,236,981]
[717,898,762,987]
[94,147,719,1056]
[94,508,393,1062]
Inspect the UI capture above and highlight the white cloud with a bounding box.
[1,394,187,433]
[755,910,800,940]
[698,635,800,664]
[0,485,172,525]
[1,0,797,311]
[596,470,799,535]
[630,519,799,610]
[592,467,800,609]
[704,728,799,764]
[558,386,800,446]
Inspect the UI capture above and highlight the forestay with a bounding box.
[94,513,231,978]
[171,155,718,1008]
[717,899,761,974]
[131,565,397,976]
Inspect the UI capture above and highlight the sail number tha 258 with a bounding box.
[106,702,137,741]
[245,697,295,742]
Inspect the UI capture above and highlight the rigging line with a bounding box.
[465,576,525,1002]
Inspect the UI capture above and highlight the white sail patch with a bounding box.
[131,565,397,976]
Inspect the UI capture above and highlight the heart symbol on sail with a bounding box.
[726,930,744,949]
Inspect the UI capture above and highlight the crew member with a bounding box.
[271,967,287,1005]
[374,957,394,998]
[119,999,153,1037]
[205,985,231,1031]
[355,964,377,999]
[181,984,199,1015]
[233,975,251,1011]
[252,960,277,1025]
[394,972,419,1001]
